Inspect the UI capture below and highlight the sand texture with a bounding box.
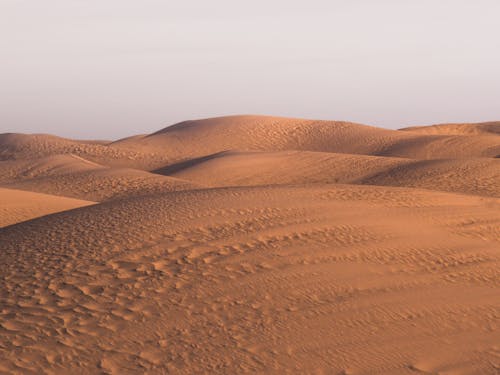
[0,187,95,228]
[1,115,499,374]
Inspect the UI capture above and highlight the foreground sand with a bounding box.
[0,116,499,374]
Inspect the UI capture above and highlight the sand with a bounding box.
[0,115,499,374]
[162,150,500,198]
[401,121,500,136]
[0,187,94,228]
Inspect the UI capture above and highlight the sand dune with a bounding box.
[3,117,500,172]
[113,115,412,158]
[112,115,500,159]
[0,186,498,373]
[0,154,106,182]
[113,115,417,158]
[402,121,500,136]
[0,187,94,227]
[376,133,500,159]
[161,150,500,197]
[362,157,500,197]
[0,133,168,170]
[161,150,410,186]
[4,169,198,201]
[1,160,198,201]
[0,154,198,201]
[1,115,499,373]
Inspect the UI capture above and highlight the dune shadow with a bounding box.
[152,151,228,175]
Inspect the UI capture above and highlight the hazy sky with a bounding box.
[1,0,499,139]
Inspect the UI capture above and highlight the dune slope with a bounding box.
[159,150,500,197]
[401,121,500,136]
[160,150,410,186]
[0,186,498,374]
[0,133,168,170]
[0,187,95,227]
[0,154,199,201]
[0,154,106,182]
[112,115,500,159]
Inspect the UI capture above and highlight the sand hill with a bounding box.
[0,187,94,228]
[1,115,499,374]
[160,150,500,197]
[0,133,169,170]
[401,121,500,136]
[112,115,500,160]
[0,155,198,201]
[0,154,106,181]
[0,186,498,373]
[3,116,500,171]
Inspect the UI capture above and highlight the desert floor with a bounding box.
[1,116,499,374]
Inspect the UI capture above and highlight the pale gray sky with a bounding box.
[1,0,499,139]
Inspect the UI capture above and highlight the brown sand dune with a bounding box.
[376,133,500,159]
[161,150,500,197]
[1,115,499,374]
[0,187,94,227]
[362,157,500,197]
[0,133,168,170]
[401,121,500,136]
[159,150,410,185]
[3,117,500,174]
[0,185,498,373]
[112,115,421,159]
[2,165,199,201]
[0,133,105,159]
[112,115,500,159]
[0,154,198,201]
[0,154,106,182]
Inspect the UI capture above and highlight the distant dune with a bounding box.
[0,133,168,170]
[160,150,500,197]
[1,115,499,374]
[113,115,411,157]
[7,168,199,201]
[0,154,106,181]
[3,116,500,172]
[112,115,500,160]
[0,155,199,201]
[401,121,500,136]
[159,150,409,186]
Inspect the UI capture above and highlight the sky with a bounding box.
[1,0,500,139]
